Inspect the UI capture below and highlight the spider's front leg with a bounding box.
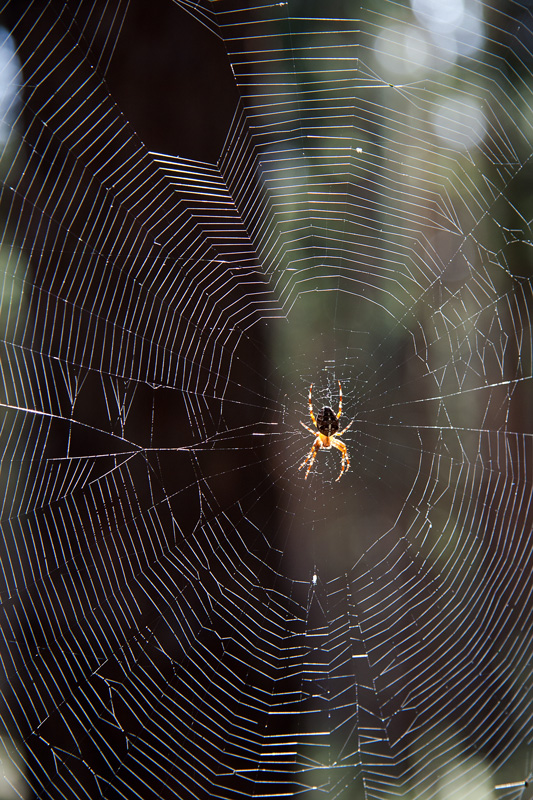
[299,438,321,479]
[332,438,350,481]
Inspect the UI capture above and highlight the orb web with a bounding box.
[0,1,532,798]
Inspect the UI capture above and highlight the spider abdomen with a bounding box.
[317,406,339,437]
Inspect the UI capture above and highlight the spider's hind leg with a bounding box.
[337,381,343,418]
[308,384,317,427]
[337,420,353,437]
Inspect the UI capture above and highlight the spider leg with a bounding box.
[300,421,316,435]
[337,420,353,437]
[308,384,317,428]
[299,438,321,479]
[331,438,350,481]
[337,381,343,418]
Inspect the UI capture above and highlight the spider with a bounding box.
[299,381,353,481]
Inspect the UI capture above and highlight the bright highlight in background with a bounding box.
[374,23,429,76]
[411,0,484,57]
[412,0,465,33]
[431,95,487,149]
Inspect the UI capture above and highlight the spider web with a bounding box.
[0,0,532,798]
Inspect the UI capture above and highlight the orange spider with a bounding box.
[299,382,352,481]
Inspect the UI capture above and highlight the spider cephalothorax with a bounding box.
[299,382,352,481]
